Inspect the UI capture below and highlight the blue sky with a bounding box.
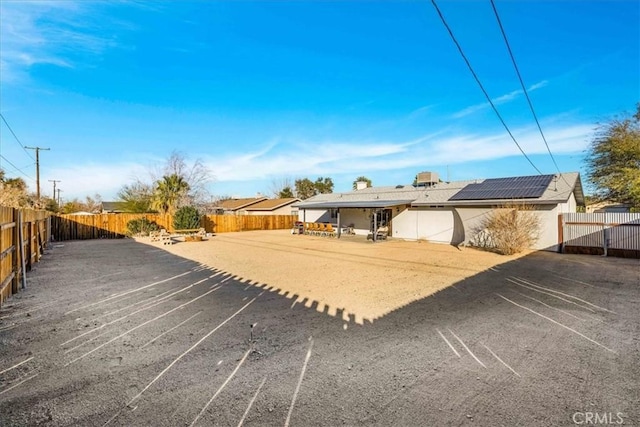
[0,0,638,201]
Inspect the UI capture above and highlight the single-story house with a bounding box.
[294,171,585,251]
[586,201,632,213]
[211,197,268,214]
[101,202,125,214]
[241,198,301,216]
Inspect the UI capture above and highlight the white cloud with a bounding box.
[36,122,592,199]
[452,80,549,119]
[42,162,148,201]
[201,122,592,184]
[0,2,126,83]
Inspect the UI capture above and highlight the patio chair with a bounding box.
[376,226,389,240]
[325,223,336,238]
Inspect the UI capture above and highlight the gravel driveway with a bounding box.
[1,232,638,426]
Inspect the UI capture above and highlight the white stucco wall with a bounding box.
[392,208,458,243]
[455,205,561,252]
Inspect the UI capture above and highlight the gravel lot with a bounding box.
[0,231,638,426]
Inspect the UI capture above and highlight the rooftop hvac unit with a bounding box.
[416,171,439,186]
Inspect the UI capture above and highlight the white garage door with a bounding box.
[392,208,455,243]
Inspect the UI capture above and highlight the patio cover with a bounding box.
[295,199,415,209]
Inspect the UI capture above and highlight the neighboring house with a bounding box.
[101,202,125,214]
[212,197,267,214]
[295,171,585,252]
[586,201,631,213]
[242,198,301,216]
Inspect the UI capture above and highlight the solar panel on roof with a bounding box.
[449,174,555,201]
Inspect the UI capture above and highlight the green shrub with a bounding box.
[173,206,201,230]
[126,217,160,237]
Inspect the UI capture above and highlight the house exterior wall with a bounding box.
[298,209,330,223]
[392,207,458,243]
[338,209,372,235]
[455,205,561,252]
[558,192,577,213]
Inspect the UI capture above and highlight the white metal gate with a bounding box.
[561,212,640,256]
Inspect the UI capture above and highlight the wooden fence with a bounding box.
[52,213,298,241]
[560,212,640,258]
[1,206,51,306]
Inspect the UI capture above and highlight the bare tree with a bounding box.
[269,177,294,198]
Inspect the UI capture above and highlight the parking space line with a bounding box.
[0,372,39,396]
[436,329,460,358]
[480,343,520,377]
[447,329,485,368]
[123,298,258,409]
[496,294,617,354]
[64,271,193,316]
[189,348,252,426]
[511,290,587,321]
[141,311,202,348]
[507,278,597,313]
[512,276,616,314]
[237,376,267,427]
[95,288,177,319]
[285,337,314,427]
[62,276,216,347]
[66,281,221,366]
[0,356,34,375]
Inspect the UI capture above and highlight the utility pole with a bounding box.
[49,179,61,200]
[25,146,50,203]
[56,189,62,206]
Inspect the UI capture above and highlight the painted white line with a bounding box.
[142,311,203,348]
[0,356,34,375]
[0,372,39,396]
[447,329,485,368]
[543,271,597,288]
[496,294,617,354]
[0,301,59,319]
[511,290,587,322]
[480,343,521,377]
[66,282,221,366]
[507,278,597,313]
[513,276,616,314]
[0,324,17,332]
[189,349,252,426]
[436,329,460,358]
[61,277,213,347]
[237,376,267,427]
[125,298,257,407]
[64,271,192,315]
[285,338,314,427]
[64,328,111,354]
[96,288,177,319]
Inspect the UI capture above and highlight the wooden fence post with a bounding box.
[11,208,19,294]
[18,210,27,289]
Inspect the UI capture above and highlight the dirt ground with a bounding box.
[0,231,638,426]
[153,231,523,325]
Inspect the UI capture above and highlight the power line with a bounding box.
[430,0,543,175]
[24,146,50,201]
[489,0,571,186]
[0,154,36,181]
[0,113,36,161]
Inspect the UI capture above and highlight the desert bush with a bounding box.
[126,217,160,236]
[472,205,540,255]
[173,206,201,230]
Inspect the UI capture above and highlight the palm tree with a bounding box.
[152,174,190,215]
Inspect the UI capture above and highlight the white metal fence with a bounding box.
[561,212,640,256]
